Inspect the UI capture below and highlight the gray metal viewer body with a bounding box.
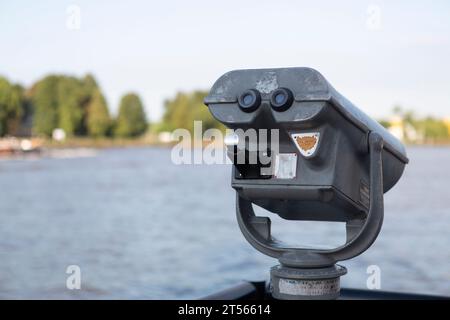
[204,67,408,299]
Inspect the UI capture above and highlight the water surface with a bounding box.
[0,146,449,299]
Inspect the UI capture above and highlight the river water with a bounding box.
[0,146,449,299]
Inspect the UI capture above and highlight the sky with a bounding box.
[1,0,450,121]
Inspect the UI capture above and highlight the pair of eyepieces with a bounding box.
[238,88,293,112]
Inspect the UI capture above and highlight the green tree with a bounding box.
[418,117,449,142]
[163,92,191,131]
[30,74,108,137]
[31,75,61,136]
[78,73,101,135]
[378,119,390,128]
[8,84,27,135]
[82,74,98,94]
[162,90,223,133]
[0,77,25,136]
[115,93,147,137]
[86,89,111,137]
[57,76,85,135]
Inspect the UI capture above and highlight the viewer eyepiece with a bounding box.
[270,87,293,111]
[238,89,261,112]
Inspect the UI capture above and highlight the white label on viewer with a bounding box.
[274,153,297,179]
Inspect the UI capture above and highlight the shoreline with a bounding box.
[42,137,450,149]
[2,136,450,155]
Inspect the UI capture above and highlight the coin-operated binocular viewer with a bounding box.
[204,68,408,299]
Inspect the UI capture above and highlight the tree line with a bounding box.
[379,106,450,144]
[0,74,147,138]
[159,93,450,144]
[4,74,447,144]
[159,90,223,133]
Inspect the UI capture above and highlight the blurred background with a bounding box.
[0,0,449,299]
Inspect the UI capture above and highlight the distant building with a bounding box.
[444,117,450,135]
[158,131,173,143]
[52,128,66,141]
[387,116,404,141]
[386,115,420,143]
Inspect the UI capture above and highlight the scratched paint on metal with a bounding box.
[255,72,279,93]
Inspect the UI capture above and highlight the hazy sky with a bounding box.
[1,0,449,121]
